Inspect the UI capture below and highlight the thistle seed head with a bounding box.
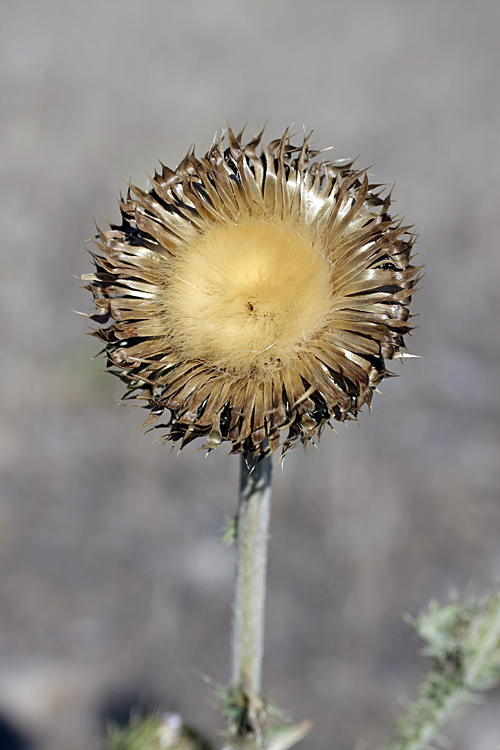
[82,127,419,457]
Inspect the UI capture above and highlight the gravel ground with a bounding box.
[1,1,500,749]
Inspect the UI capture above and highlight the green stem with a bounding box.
[231,453,272,696]
[383,592,500,750]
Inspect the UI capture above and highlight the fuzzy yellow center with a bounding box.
[158,219,334,378]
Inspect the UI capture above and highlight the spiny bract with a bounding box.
[82,127,419,457]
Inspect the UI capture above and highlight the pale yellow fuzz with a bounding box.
[156,219,334,379]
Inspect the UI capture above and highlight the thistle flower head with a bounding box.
[83,127,419,457]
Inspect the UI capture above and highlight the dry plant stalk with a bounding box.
[82,126,420,748]
[232,454,272,697]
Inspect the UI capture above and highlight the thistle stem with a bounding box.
[231,453,272,696]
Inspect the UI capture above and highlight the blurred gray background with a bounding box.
[1,1,500,748]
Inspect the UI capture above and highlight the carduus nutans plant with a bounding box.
[82,127,419,457]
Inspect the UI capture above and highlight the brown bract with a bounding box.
[82,127,419,457]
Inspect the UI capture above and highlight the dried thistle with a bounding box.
[83,127,419,457]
